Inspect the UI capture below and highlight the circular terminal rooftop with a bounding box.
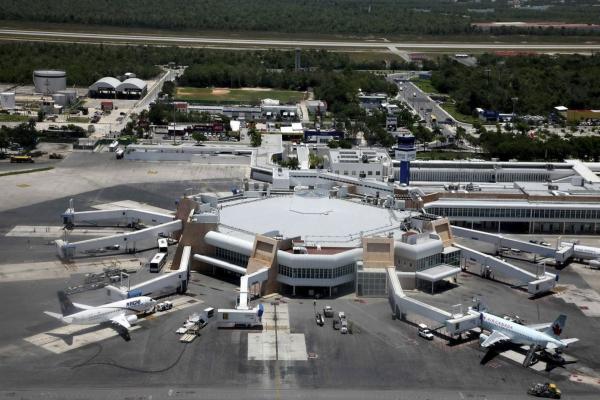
[219,190,409,246]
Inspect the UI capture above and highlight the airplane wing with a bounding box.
[481,330,511,348]
[72,302,93,310]
[110,314,131,330]
[561,338,579,346]
[44,311,64,321]
[526,323,552,332]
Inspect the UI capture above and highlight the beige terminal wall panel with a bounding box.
[362,237,394,268]
[247,235,279,295]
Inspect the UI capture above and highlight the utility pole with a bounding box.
[172,96,176,145]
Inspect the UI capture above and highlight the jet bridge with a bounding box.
[107,245,192,300]
[193,254,247,275]
[56,220,182,259]
[451,226,571,264]
[238,268,269,310]
[62,208,174,227]
[456,244,557,295]
[386,267,452,324]
[386,268,480,337]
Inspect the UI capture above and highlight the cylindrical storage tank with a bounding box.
[0,92,16,109]
[33,70,67,94]
[52,93,67,107]
[57,89,77,104]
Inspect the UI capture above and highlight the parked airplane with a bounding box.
[44,291,156,330]
[561,241,600,262]
[479,311,578,366]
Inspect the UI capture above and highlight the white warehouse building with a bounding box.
[88,76,148,98]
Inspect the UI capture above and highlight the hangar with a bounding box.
[88,76,147,99]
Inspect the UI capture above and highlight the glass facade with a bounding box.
[410,169,550,183]
[442,249,461,267]
[278,263,355,280]
[215,247,249,267]
[356,270,387,297]
[427,206,600,221]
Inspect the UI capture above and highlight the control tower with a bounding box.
[394,133,416,185]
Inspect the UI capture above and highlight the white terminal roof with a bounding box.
[218,191,411,246]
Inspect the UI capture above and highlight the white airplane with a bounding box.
[479,311,578,366]
[44,291,156,330]
[561,241,600,261]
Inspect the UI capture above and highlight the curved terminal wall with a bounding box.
[204,230,253,256]
[394,240,443,261]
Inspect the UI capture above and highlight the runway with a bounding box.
[0,28,598,51]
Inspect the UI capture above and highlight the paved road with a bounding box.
[1,28,599,50]
[390,76,457,138]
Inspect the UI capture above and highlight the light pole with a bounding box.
[511,97,518,119]
[172,96,176,145]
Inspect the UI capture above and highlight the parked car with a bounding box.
[340,320,348,334]
[418,323,434,340]
[315,313,324,326]
[323,306,333,318]
[527,382,561,398]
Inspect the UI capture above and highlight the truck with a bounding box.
[217,306,262,328]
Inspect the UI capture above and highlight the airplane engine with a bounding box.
[479,333,489,345]
[126,315,138,325]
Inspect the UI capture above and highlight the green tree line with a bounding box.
[1,0,597,36]
[0,42,412,86]
[475,130,600,162]
[431,54,600,116]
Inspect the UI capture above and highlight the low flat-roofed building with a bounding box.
[329,148,391,181]
[358,93,387,110]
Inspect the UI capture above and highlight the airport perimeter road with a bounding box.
[1,28,600,51]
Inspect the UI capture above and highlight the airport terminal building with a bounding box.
[185,190,461,297]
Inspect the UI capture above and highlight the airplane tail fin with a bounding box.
[57,291,78,316]
[545,314,567,337]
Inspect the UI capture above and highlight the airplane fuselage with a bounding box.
[64,297,154,326]
[480,312,564,350]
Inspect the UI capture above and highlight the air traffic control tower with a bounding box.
[394,133,416,184]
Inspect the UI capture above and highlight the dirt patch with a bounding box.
[211,88,230,95]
